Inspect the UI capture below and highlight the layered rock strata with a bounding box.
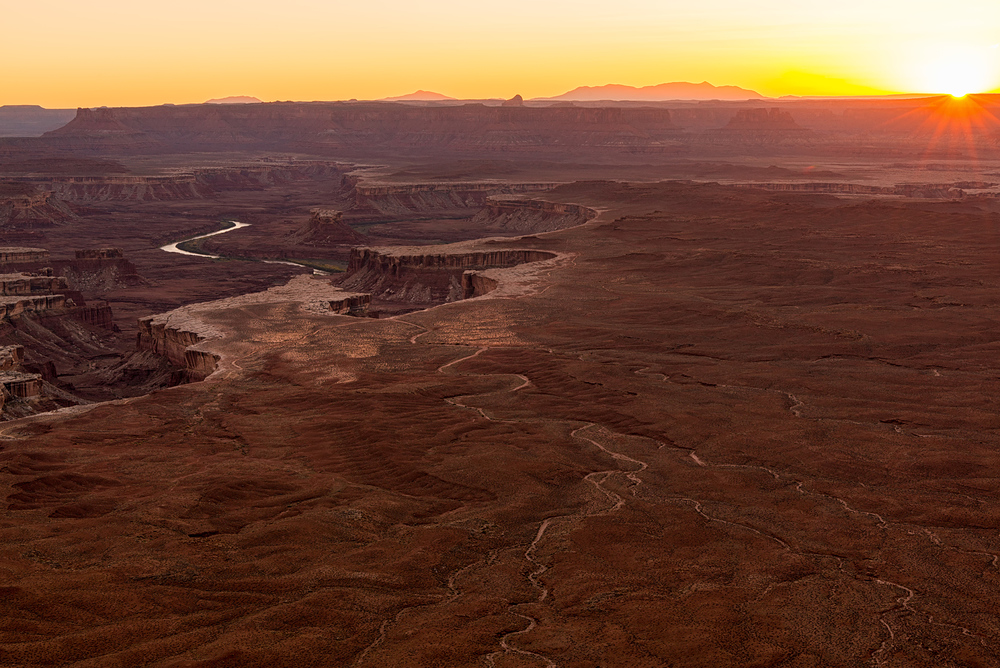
[341,244,558,303]
[0,247,48,264]
[136,317,219,384]
[291,209,366,246]
[329,293,371,315]
[471,198,596,232]
[0,346,41,412]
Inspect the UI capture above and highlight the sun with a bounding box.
[912,44,999,97]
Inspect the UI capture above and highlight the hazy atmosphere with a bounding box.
[5,0,1000,106]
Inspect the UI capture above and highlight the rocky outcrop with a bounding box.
[341,245,557,303]
[74,303,116,330]
[291,209,366,246]
[136,317,219,384]
[471,198,596,232]
[0,345,24,370]
[462,270,499,299]
[329,293,371,315]
[0,346,42,414]
[1,372,41,399]
[0,294,67,320]
[0,273,68,296]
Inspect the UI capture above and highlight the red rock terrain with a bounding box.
[3,180,1000,666]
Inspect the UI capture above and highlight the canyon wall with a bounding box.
[5,162,347,202]
[135,317,219,383]
[341,246,557,303]
[461,270,500,299]
[329,293,371,315]
[40,103,684,155]
[470,198,596,232]
[0,96,996,160]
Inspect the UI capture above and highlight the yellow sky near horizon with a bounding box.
[3,0,1000,107]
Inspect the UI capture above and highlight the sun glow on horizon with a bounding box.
[5,2,1000,106]
[905,43,1000,98]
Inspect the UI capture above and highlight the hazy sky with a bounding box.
[4,0,1000,107]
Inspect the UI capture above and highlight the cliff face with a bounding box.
[461,270,499,299]
[43,175,208,201]
[42,103,682,154]
[329,293,372,315]
[0,273,68,296]
[470,198,595,232]
[19,162,346,202]
[341,246,557,303]
[0,343,39,412]
[135,318,219,383]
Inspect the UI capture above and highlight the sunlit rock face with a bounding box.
[341,246,557,303]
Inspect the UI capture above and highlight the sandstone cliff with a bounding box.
[340,245,557,304]
[136,316,220,384]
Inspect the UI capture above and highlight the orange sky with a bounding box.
[3,1,1000,107]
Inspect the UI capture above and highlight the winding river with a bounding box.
[160,221,251,258]
[160,221,328,274]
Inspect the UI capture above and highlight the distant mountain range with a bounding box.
[542,82,763,101]
[205,96,262,104]
[383,90,457,102]
[382,82,762,103]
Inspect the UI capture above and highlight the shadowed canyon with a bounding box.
[2,97,1000,666]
